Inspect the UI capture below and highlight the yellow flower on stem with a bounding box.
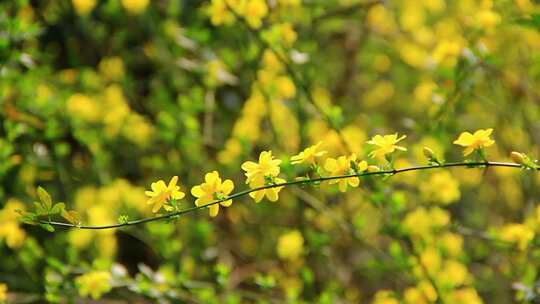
[191,171,234,217]
[324,154,366,192]
[242,151,286,202]
[367,133,407,158]
[453,128,495,156]
[290,141,327,165]
[241,151,282,184]
[145,176,185,213]
[248,176,287,202]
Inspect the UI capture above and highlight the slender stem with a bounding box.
[40,161,532,230]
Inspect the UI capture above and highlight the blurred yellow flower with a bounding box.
[290,141,327,165]
[75,271,112,300]
[404,287,430,304]
[0,283,6,302]
[440,232,464,257]
[72,0,96,15]
[449,288,483,304]
[453,128,495,156]
[324,155,366,192]
[277,22,297,46]
[277,230,304,261]
[367,133,407,159]
[66,93,101,122]
[145,176,185,213]
[499,223,534,250]
[276,76,296,99]
[403,207,449,237]
[191,171,234,217]
[208,0,235,26]
[121,0,149,14]
[476,10,501,29]
[0,199,26,249]
[420,171,460,205]
[438,260,469,287]
[371,290,399,304]
[0,222,26,248]
[98,57,124,81]
[242,0,268,29]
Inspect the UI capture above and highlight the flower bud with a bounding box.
[367,165,380,172]
[510,151,526,165]
[423,147,436,159]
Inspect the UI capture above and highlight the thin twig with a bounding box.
[39,161,532,230]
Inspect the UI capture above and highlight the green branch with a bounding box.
[39,161,532,230]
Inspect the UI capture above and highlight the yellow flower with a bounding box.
[66,93,101,122]
[242,151,286,202]
[277,230,304,261]
[276,76,296,99]
[290,141,327,165]
[242,0,268,29]
[403,207,449,237]
[324,155,367,192]
[241,151,282,184]
[208,0,235,26]
[191,171,235,217]
[145,176,185,213]
[0,283,6,302]
[499,223,534,250]
[449,288,483,304]
[72,0,96,15]
[98,57,124,81]
[453,128,495,156]
[371,290,399,304]
[121,0,149,14]
[419,171,460,205]
[248,176,287,202]
[367,133,407,158]
[75,271,112,300]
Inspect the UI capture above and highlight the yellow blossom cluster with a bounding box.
[66,83,154,147]
[218,50,298,162]
[68,179,147,257]
[72,0,149,16]
[147,129,503,220]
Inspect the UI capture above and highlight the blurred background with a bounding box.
[2,0,540,303]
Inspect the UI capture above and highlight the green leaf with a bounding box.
[62,210,80,225]
[118,214,129,224]
[37,186,52,211]
[515,14,540,31]
[39,223,55,232]
[16,210,38,225]
[33,201,47,215]
[50,202,65,215]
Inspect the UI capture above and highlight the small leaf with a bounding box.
[37,186,52,211]
[34,201,47,215]
[50,202,66,215]
[16,210,38,225]
[62,210,80,225]
[118,214,129,224]
[39,223,55,232]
